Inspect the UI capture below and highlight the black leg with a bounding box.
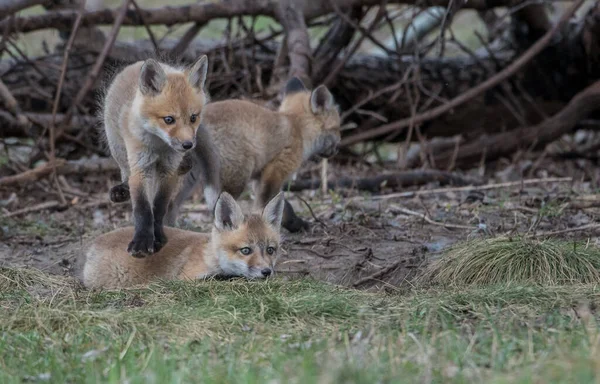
[282,199,309,233]
[128,184,155,257]
[152,182,173,252]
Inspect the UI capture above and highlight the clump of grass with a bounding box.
[419,237,600,287]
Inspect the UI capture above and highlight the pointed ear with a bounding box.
[262,192,285,230]
[188,55,208,91]
[284,76,307,95]
[310,85,334,114]
[213,192,244,231]
[139,59,166,96]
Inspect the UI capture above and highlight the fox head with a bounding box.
[136,55,209,153]
[210,192,284,279]
[279,77,341,160]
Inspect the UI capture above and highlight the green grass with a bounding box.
[2,268,600,383]
[420,237,600,287]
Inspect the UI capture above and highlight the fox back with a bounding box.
[83,192,285,288]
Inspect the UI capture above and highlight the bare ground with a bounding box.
[1,155,599,290]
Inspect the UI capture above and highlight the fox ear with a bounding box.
[214,192,244,231]
[188,55,208,91]
[284,76,307,95]
[310,85,334,114]
[262,192,285,230]
[139,59,166,96]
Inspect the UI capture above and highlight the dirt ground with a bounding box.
[1,156,599,290]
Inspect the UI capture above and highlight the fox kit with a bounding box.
[103,55,220,257]
[168,77,341,232]
[83,191,284,289]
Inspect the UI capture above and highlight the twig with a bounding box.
[130,0,159,55]
[295,195,326,228]
[170,22,205,57]
[50,9,83,207]
[341,0,586,146]
[59,0,131,137]
[532,223,600,237]
[3,200,61,218]
[366,177,573,201]
[389,205,477,230]
[353,261,401,287]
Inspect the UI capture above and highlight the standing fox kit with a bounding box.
[168,77,341,232]
[103,55,218,257]
[83,192,284,289]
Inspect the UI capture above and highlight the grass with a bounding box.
[2,267,600,383]
[420,237,600,287]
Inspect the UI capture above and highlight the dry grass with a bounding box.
[419,236,600,287]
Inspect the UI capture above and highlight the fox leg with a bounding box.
[127,171,155,257]
[152,174,177,251]
[257,164,309,233]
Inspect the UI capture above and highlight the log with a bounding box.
[287,170,483,192]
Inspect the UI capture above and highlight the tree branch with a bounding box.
[0,0,567,35]
[340,0,586,147]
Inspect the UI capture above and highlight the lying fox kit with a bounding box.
[103,55,218,257]
[83,192,284,289]
[168,77,341,232]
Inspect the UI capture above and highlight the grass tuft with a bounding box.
[419,236,600,287]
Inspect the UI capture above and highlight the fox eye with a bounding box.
[266,246,276,255]
[163,116,175,125]
[190,114,198,123]
[240,247,252,256]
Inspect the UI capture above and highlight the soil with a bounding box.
[1,157,599,290]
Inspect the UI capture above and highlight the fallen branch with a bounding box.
[433,80,600,167]
[366,176,573,201]
[287,170,483,192]
[2,200,61,218]
[532,223,600,237]
[389,205,477,230]
[340,0,585,146]
[0,158,118,187]
[352,261,401,287]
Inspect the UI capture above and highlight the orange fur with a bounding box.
[102,56,210,256]
[170,78,340,231]
[83,192,284,289]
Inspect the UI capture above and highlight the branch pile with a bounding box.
[1,0,600,196]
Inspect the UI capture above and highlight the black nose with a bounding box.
[261,268,272,277]
[182,141,194,150]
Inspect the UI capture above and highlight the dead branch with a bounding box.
[287,169,482,192]
[0,0,49,19]
[0,112,99,137]
[59,0,130,136]
[433,80,600,167]
[0,157,118,187]
[340,0,585,146]
[0,0,562,35]
[277,0,311,84]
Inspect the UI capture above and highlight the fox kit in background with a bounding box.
[103,55,220,257]
[168,77,341,232]
[83,192,284,289]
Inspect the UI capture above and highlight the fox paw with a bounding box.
[153,226,168,252]
[110,183,130,203]
[127,232,155,257]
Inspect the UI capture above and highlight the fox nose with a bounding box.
[261,268,272,277]
[182,141,194,150]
